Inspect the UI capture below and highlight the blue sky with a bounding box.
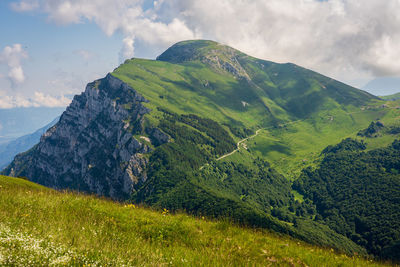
[0,0,124,108]
[1,0,400,108]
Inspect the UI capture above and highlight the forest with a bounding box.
[294,138,400,260]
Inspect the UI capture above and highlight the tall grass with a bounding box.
[0,176,393,266]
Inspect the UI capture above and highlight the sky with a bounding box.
[1,0,400,109]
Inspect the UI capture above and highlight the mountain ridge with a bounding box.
[0,116,59,170]
[3,40,396,259]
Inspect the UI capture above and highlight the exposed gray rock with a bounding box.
[3,74,157,200]
[148,128,170,146]
[0,117,59,170]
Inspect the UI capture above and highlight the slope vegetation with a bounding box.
[3,40,398,259]
[294,139,400,261]
[0,175,390,266]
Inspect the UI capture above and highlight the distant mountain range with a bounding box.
[0,117,59,170]
[381,92,400,101]
[362,77,400,96]
[0,107,65,143]
[2,40,400,261]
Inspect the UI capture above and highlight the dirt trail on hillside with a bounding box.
[202,104,395,167]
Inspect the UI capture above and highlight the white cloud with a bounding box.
[119,36,135,63]
[0,44,28,86]
[8,66,25,84]
[0,94,28,109]
[160,0,400,80]
[10,0,400,84]
[0,92,71,109]
[32,92,72,107]
[10,0,197,49]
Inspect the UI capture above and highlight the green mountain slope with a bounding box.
[293,139,400,261]
[381,92,400,101]
[105,41,400,261]
[113,40,387,178]
[4,40,400,259]
[114,40,376,127]
[0,175,390,266]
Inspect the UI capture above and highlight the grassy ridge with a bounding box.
[0,175,391,266]
[381,92,400,101]
[2,40,398,264]
[233,102,400,178]
[112,40,390,178]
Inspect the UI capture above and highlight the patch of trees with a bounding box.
[224,124,255,138]
[133,111,367,255]
[294,138,400,261]
[321,138,366,154]
[357,121,385,137]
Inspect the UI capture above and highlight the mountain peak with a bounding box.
[156,40,244,64]
[157,40,250,78]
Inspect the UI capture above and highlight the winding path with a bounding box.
[216,129,262,160]
[215,118,304,162]
[199,104,396,169]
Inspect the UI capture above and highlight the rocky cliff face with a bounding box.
[3,74,167,199]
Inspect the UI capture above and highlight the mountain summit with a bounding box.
[3,39,378,200]
[157,40,225,63]
[3,38,377,205]
[156,40,251,78]
[3,40,390,257]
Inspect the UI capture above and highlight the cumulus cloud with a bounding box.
[10,0,400,82]
[10,0,197,43]
[159,0,400,80]
[119,36,135,63]
[10,0,197,69]
[0,44,28,86]
[31,92,72,107]
[0,91,71,109]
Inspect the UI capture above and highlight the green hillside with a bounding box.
[294,139,400,261]
[0,175,390,266]
[114,40,377,129]
[112,40,387,178]
[381,92,400,101]
[4,40,400,262]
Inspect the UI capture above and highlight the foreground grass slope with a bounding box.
[0,176,390,266]
[3,40,399,263]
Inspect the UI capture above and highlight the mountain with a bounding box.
[4,40,377,196]
[381,92,400,101]
[294,138,400,261]
[0,117,60,170]
[3,40,398,258]
[0,107,65,143]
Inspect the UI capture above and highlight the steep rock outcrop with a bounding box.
[3,74,160,199]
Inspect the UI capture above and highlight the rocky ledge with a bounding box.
[3,74,168,199]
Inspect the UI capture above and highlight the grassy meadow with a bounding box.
[112,46,400,179]
[0,175,394,266]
